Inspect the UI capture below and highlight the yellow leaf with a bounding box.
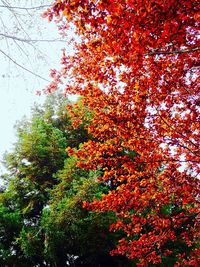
[97,46,101,52]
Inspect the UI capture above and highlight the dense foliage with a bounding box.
[44,1,200,266]
[0,94,130,266]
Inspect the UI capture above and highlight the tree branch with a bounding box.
[146,47,200,56]
[0,33,66,43]
[158,114,199,150]
[0,48,50,82]
[0,4,51,10]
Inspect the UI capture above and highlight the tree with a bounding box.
[0,93,69,266]
[0,0,67,83]
[0,93,130,266]
[41,155,130,267]
[45,1,200,266]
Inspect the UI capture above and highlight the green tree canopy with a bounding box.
[0,93,130,267]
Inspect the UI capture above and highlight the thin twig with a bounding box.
[0,48,50,82]
[0,4,51,10]
[158,115,199,150]
[2,0,31,40]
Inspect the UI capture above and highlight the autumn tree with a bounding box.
[45,1,200,266]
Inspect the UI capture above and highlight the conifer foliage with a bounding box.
[1,95,128,266]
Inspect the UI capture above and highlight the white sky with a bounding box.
[0,1,68,174]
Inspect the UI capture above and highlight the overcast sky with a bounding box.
[0,1,69,174]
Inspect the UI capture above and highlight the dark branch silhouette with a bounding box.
[146,47,200,56]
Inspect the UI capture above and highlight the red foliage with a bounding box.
[46,1,200,266]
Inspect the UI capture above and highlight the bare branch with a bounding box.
[0,48,50,82]
[2,0,32,40]
[0,33,66,43]
[0,4,51,10]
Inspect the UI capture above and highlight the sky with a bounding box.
[0,1,69,174]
